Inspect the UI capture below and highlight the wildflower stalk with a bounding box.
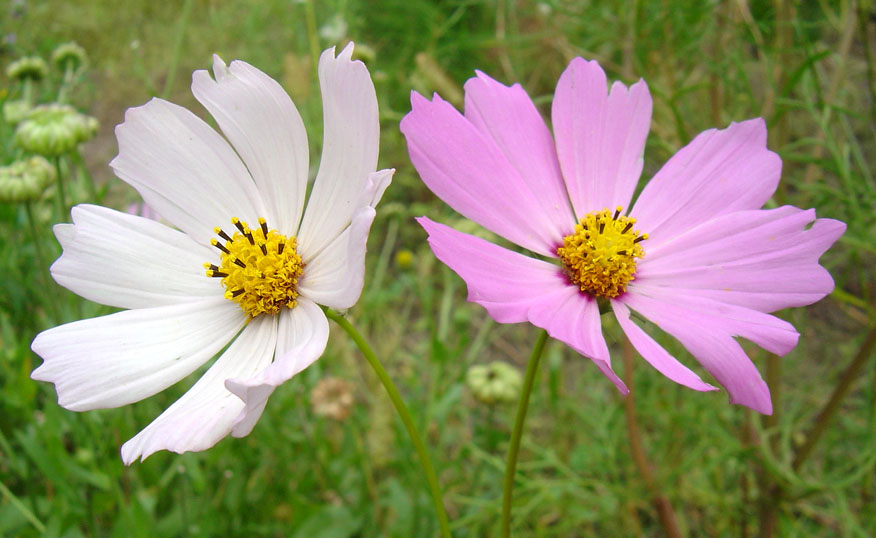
[70,150,99,202]
[304,0,322,77]
[500,329,549,538]
[622,337,683,538]
[0,480,45,533]
[162,0,194,99]
[792,323,876,470]
[53,157,67,222]
[323,308,451,538]
[24,201,59,320]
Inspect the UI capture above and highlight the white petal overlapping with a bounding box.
[51,205,218,310]
[32,43,389,462]
[32,297,244,411]
[121,315,277,463]
[298,43,381,257]
[110,98,267,245]
[192,56,310,234]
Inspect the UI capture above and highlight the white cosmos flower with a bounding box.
[31,43,393,464]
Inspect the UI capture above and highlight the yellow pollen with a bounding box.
[557,206,649,298]
[205,217,304,317]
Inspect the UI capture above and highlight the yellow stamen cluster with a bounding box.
[205,217,304,318]
[557,206,648,298]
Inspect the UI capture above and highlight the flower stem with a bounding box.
[324,308,451,538]
[622,336,683,538]
[162,0,194,100]
[0,479,45,533]
[304,0,322,78]
[53,156,67,222]
[500,329,549,538]
[792,322,876,470]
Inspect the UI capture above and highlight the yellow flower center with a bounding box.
[557,206,648,298]
[205,217,304,318]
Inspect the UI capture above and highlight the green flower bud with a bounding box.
[6,56,49,82]
[14,104,99,156]
[466,361,523,405]
[0,157,55,203]
[2,99,32,126]
[51,41,88,73]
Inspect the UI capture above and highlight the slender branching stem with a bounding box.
[324,308,451,538]
[500,330,549,538]
[622,337,683,538]
[793,323,876,470]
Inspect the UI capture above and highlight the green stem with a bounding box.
[162,0,194,100]
[70,150,99,202]
[24,201,59,321]
[500,329,549,538]
[324,308,451,538]
[53,157,68,222]
[0,479,45,533]
[304,0,322,77]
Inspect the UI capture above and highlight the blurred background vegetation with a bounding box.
[0,0,874,536]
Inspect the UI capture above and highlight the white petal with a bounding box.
[121,315,278,463]
[51,204,219,310]
[110,98,267,245]
[297,43,379,255]
[191,56,309,235]
[226,298,329,437]
[298,207,374,309]
[298,170,393,309]
[31,297,244,411]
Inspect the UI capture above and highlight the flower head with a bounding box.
[15,104,98,156]
[2,99,32,125]
[31,43,393,462]
[0,156,54,203]
[51,41,88,73]
[6,56,48,82]
[467,361,522,405]
[401,58,844,414]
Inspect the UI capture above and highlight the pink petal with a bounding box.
[402,92,571,257]
[191,55,310,235]
[636,207,846,312]
[631,118,781,248]
[418,217,627,393]
[226,298,329,437]
[121,315,278,463]
[621,291,781,414]
[552,58,652,216]
[463,71,575,238]
[611,300,717,392]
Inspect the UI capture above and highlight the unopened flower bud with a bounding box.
[2,99,32,125]
[0,157,55,203]
[466,361,522,405]
[6,56,49,82]
[51,41,88,73]
[310,377,355,421]
[14,104,99,156]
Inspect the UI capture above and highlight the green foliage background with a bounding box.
[0,0,873,536]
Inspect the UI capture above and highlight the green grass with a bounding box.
[1,0,874,536]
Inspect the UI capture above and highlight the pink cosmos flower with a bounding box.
[400,58,845,414]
